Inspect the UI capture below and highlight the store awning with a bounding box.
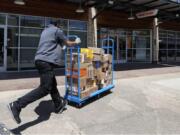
[67,0,180,21]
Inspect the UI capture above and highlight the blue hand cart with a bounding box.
[64,36,115,107]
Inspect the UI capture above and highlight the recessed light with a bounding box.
[14,0,25,5]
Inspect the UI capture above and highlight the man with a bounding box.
[8,21,81,124]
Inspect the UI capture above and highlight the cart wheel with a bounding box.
[76,103,82,108]
[79,103,82,108]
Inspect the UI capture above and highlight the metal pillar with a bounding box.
[152,17,159,63]
[87,7,97,47]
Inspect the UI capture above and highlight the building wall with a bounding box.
[0,0,87,21]
[0,0,180,72]
[1,0,180,30]
[0,13,87,71]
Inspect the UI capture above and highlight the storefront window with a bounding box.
[127,49,132,62]
[99,28,151,63]
[159,29,180,62]
[168,31,176,39]
[159,50,167,62]
[69,20,87,31]
[133,30,150,36]
[7,27,19,48]
[69,31,87,48]
[159,30,167,38]
[20,28,42,47]
[168,50,176,61]
[7,49,18,70]
[8,15,19,26]
[177,32,180,39]
[176,50,180,61]
[20,49,36,69]
[168,38,176,49]
[133,36,150,48]
[159,38,167,49]
[21,16,45,28]
[7,27,19,70]
[177,39,180,49]
[0,14,5,25]
[132,49,150,62]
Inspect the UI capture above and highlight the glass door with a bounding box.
[0,27,5,71]
[118,36,127,63]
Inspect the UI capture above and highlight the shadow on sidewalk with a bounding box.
[11,100,55,135]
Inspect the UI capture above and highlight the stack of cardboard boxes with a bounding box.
[66,47,112,99]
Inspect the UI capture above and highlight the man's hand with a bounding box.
[75,38,81,44]
[65,37,81,47]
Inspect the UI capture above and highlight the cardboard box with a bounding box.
[67,77,87,89]
[67,53,91,63]
[81,86,98,98]
[102,54,112,63]
[88,47,104,55]
[93,54,103,61]
[69,86,98,99]
[86,78,95,88]
[96,71,106,80]
[67,62,92,69]
[102,61,109,69]
[67,68,87,78]
[94,67,102,77]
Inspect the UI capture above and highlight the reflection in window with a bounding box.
[159,38,167,49]
[21,16,45,28]
[159,50,167,62]
[177,39,180,49]
[7,27,19,48]
[127,49,132,62]
[132,49,150,62]
[20,49,36,69]
[133,36,150,48]
[159,30,167,38]
[20,28,42,47]
[8,15,19,26]
[176,51,180,61]
[127,35,132,49]
[0,14,5,25]
[7,49,18,70]
[133,30,150,36]
[168,38,176,49]
[160,29,180,62]
[168,50,176,61]
[69,20,87,31]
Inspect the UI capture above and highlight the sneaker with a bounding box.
[54,98,68,114]
[7,102,21,124]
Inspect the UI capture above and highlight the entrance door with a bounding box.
[0,27,6,71]
[118,36,127,63]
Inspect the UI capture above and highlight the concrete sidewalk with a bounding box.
[1,64,180,91]
[0,71,180,134]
